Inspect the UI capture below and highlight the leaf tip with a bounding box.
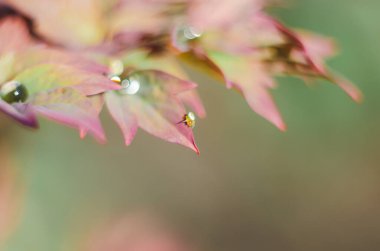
[277,121,287,132]
[79,128,87,139]
[263,110,287,132]
[193,142,200,155]
[124,138,133,146]
[329,73,363,103]
[350,88,364,104]
[123,130,137,146]
[337,79,363,103]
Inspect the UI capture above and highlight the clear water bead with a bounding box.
[119,77,141,95]
[183,26,202,40]
[180,112,196,128]
[0,80,28,103]
[174,24,203,52]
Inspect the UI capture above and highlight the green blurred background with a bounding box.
[3,0,380,250]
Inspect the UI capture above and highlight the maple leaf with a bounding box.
[0,99,37,127]
[0,0,362,151]
[4,0,107,47]
[187,0,264,31]
[0,15,119,140]
[0,53,119,139]
[109,0,170,46]
[14,62,116,96]
[31,87,106,142]
[209,52,286,130]
[105,70,199,153]
[119,49,206,118]
[285,30,363,102]
[0,16,33,54]
[172,9,361,130]
[250,17,362,102]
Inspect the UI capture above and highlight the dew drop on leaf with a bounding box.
[178,112,196,128]
[183,26,202,40]
[0,80,28,104]
[174,25,202,51]
[119,77,140,95]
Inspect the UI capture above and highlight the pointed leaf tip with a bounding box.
[336,78,363,103]
[105,70,200,153]
[0,100,38,128]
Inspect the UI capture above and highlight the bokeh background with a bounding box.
[2,0,380,250]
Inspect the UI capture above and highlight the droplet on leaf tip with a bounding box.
[174,25,203,51]
[118,77,140,95]
[178,112,196,128]
[183,26,202,40]
[0,80,28,104]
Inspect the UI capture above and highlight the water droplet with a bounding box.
[119,77,141,95]
[187,111,196,121]
[174,25,203,51]
[178,112,196,128]
[183,26,202,40]
[0,80,28,103]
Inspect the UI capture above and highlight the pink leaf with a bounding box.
[106,70,199,153]
[14,63,120,96]
[178,90,206,119]
[121,49,207,118]
[269,19,362,101]
[328,72,363,103]
[5,0,107,48]
[31,88,106,142]
[110,2,168,36]
[0,16,34,54]
[0,99,38,127]
[210,52,286,130]
[187,0,264,31]
[16,46,110,74]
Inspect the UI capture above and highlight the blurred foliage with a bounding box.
[3,0,380,250]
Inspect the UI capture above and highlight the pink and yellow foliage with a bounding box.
[0,0,361,153]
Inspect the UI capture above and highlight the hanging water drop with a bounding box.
[183,26,202,40]
[178,112,196,128]
[119,76,140,95]
[174,24,203,52]
[0,80,28,104]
